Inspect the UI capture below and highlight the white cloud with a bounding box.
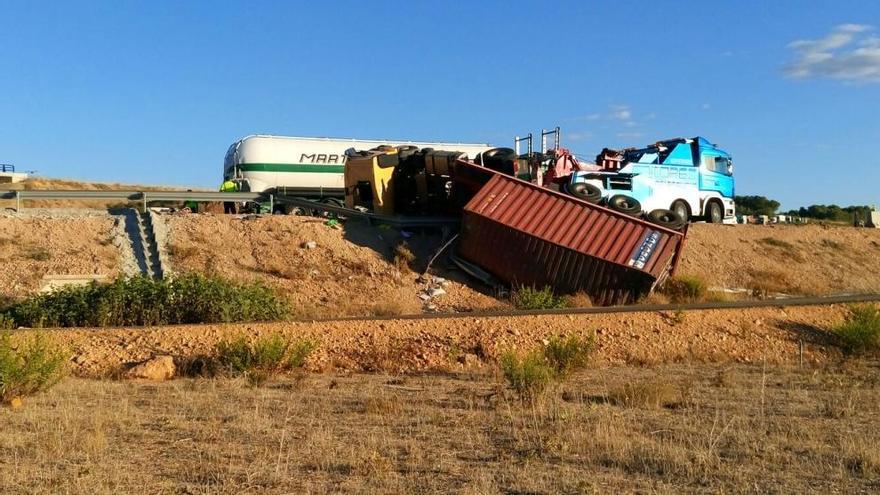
[785,24,880,82]
[566,131,593,142]
[608,104,632,121]
[568,104,641,123]
[616,132,643,140]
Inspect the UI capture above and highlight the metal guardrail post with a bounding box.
[142,192,148,213]
[16,191,21,212]
[269,194,274,213]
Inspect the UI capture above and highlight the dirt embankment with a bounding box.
[4,212,880,309]
[163,214,504,317]
[15,304,849,377]
[0,213,120,299]
[679,224,880,295]
[164,216,880,313]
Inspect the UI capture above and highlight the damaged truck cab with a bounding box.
[570,137,736,223]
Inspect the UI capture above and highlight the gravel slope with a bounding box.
[0,213,120,298]
[679,223,880,295]
[15,303,850,377]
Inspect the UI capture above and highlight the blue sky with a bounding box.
[1,1,878,209]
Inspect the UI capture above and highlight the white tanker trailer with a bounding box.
[223,134,493,198]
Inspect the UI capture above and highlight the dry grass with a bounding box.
[369,299,417,317]
[393,242,416,273]
[562,291,593,308]
[661,275,708,303]
[606,381,683,409]
[23,246,52,261]
[821,238,845,251]
[757,237,805,262]
[167,243,198,263]
[747,268,798,297]
[1,361,879,493]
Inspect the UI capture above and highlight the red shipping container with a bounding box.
[457,172,686,305]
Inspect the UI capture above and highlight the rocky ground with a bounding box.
[679,223,880,295]
[0,211,121,299]
[162,213,504,317]
[11,303,850,377]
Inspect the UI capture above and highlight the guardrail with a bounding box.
[275,195,460,228]
[0,189,269,212]
[0,188,463,229]
[0,189,459,228]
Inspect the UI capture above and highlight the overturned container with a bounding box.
[456,168,686,305]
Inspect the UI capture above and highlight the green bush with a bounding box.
[543,334,594,377]
[511,286,567,310]
[216,333,317,386]
[834,305,880,354]
[500,334,596,399]
[4,274,288,328]
[499,350,556,400]
[662,275,707,303]
[0,313,14,330]
[0,332,68,404]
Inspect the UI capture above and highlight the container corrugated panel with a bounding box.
[457,172,686,305]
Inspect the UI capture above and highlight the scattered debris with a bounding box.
[301,241,317,250]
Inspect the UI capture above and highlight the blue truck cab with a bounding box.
[570,137,735,223]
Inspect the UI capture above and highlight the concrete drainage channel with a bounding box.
[110,208,170,279]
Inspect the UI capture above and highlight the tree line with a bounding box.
[734,195,874,222]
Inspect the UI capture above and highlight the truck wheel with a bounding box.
[565,182,602,204]
[607,195,642,216]
[480,147,517,175]
[706,201,723,223]
[288,197,311,216]
[671,200,690,222]
[647,209,686,230]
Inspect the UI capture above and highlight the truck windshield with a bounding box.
[704,155,732,176]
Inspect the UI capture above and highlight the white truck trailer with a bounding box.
[223,135,493,198]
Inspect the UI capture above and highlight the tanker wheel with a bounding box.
[706,201,723,223]
[607,194,642,216]
[319,197,345,218]
[647,209,686,230]
[670,200,690,222]
[288,197,311,216]
[565,182,602,204]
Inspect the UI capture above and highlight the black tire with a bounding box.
[564,182,602,204]
[318,197,345,218]
[482,147,516,161]
[647,209,686,230]
[706,201,723,223]
[288,197,311,216]
[607,194,642,216]
[480,147,517,175]
[670,200,690,222]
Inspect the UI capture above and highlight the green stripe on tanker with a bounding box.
[238,163,345,173]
